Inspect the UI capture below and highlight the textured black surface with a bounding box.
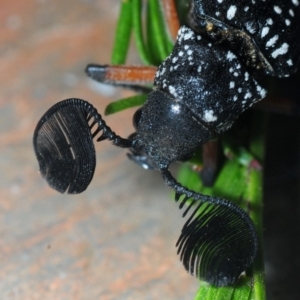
[154,26,266,133]
[192,0,300,77]
[33,99,97,194]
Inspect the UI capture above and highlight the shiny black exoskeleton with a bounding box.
[33,0,300,286]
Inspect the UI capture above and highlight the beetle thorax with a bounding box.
[131,90,213,170]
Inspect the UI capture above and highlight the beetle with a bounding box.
[33,0,300,286]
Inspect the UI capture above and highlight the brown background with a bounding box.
[0,0,199,299]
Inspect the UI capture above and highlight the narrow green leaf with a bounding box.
[146,1,162,65]
[244,168,266,300]
[244,115,266,300]
[231,277,253,300]
[194,283,235,300]
[132,0,154,64]
[211,158,247,203]
[111,0,133,64]
[104,94,147,115]
[146,0,173,64]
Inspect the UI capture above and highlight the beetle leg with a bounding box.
[161,0,180,41]
[160,168,258,286]
[199,140,219,187]
[33,99,133,194]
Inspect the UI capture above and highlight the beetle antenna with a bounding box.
[160,168,258,286]
[33,98,132,194]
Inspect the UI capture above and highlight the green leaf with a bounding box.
[132,0,155,64]
[146,0,173,64]
[111,0,133,64]
[104,94,147,115]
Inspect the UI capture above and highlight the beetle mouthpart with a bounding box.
[127,152,155,170]
[33,99,132,194]
[160,168,258,286]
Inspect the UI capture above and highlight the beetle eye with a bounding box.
[132,107,143,129]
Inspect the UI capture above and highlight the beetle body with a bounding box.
[33,0,300,287]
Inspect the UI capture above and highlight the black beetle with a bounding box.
[33,0,300,286]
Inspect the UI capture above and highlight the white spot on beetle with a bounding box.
[168,85,178,97]
[292,0,299,6]
[172,57,178,63]
[244,6,249,12]
[266,35,279,48]
[261,26,270,38]
[171,104,180,113]
[244,92,252,99]
[273,6,282,14]
[287,59,293,66]
[266,18,273,25]
[226,51,236,61]
[183,30,193,40]
[289,9,295,17]
[227,5,237,20]
[245,21,256,34]
[285,19,291,26]
[159,67,166,76]
[244,72,249,81]
[257,85,267,98]
[229,81,235,89]
[203,110,218,122]
[271,43,289,58]
[217,0,223,3]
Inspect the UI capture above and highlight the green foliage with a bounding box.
[108,1,266,299]
[104,94,147,115]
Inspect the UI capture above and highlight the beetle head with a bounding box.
[129,90,213,170]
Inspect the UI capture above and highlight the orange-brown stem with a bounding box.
[86,64,157,86]
[161,0,180,41]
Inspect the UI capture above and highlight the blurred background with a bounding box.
[0,0,199,299]
[1,0,300,300]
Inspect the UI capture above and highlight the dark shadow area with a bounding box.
[264,112,300,299]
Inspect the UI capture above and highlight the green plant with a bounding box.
[106,1,266,299]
